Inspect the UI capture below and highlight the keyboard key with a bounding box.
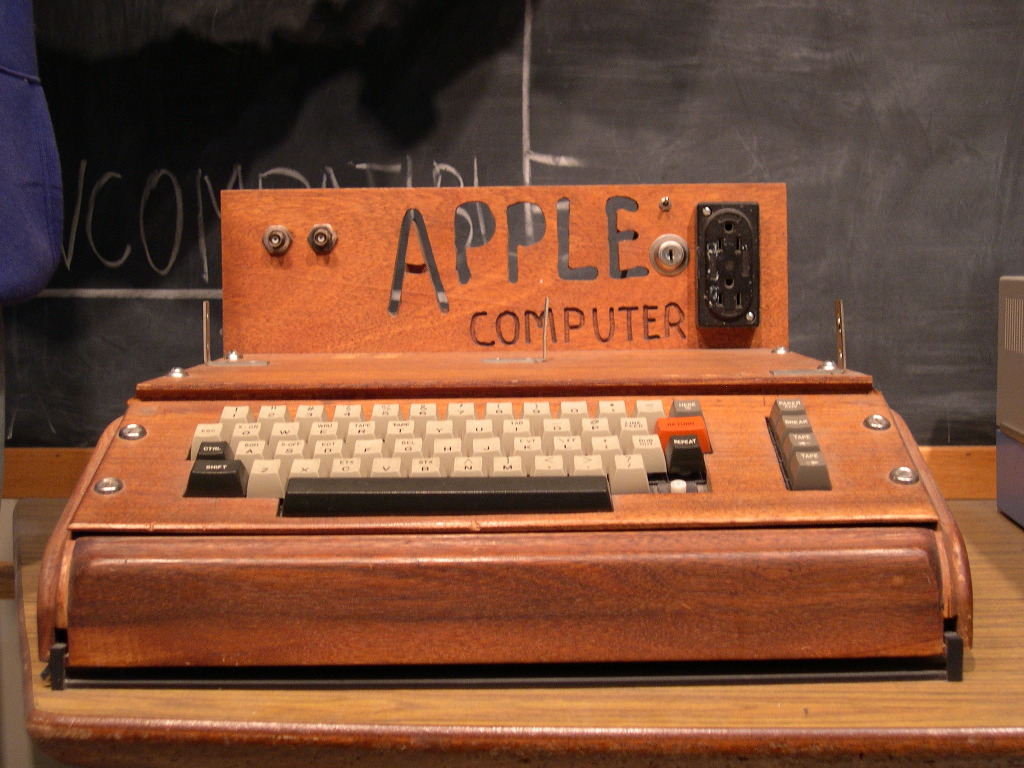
[409,457,444,478]
[532,454,567,477]
[190,423,224,459]
[370,403,401,429]
[521,401,552,432]
[194,440,230,461]
[281,475,613,516]
[631,434,668,474]
[294,405,326,438]
[571,455,605,477]
[558,400,589,432]
[786,450,832,491]
[233,439,268,472]
[669,399,703,418]
[451,456,485,478]
[491,455,525,478]
[185,459,248,497]
[633,399,665,430]
[589,435,623,472]
[656,416,711,453]
[248,459,286,498]
[369,457,404,478]
[609,454,650,494]
[408,403,438,434]
[328,457,363,478]
[228,421,262,452]
[664,434,707,483]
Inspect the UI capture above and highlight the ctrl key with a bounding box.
[184,459,249,497]
[786,450,832,491]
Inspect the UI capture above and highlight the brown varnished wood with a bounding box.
[16,501,1023,767]
[220,184,788,355]
[36,420,118,659]
[135,349,872,401]
[64,526,943,668]
[64,390,939,536]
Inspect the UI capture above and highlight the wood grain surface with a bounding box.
[220,185,788,355]
[14,500,1024,767]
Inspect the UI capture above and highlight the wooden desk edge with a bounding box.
[1,445,998,501]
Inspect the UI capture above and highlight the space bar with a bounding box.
[280,476,613,517]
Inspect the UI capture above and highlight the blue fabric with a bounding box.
[0,0,62,304]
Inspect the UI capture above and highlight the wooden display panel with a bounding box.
[221,184,787,354]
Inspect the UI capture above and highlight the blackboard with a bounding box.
[4,0,1020,447]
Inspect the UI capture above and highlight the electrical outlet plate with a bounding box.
[696,202,760,327]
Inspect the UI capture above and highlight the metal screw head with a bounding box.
[702,206,712,217]
[307,224,337,255]
[889,466,920,485]
[864,414,891,431]
[262,225,292,256]
[818,360,837,371]
[226,350,243,361]
[168,367,188,378]
[118,423,147,440]
[94,477,124,495]
[771,346,789,354]
[659,196,671,212]
[745,311,756,323]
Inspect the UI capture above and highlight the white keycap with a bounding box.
[633,399,666,431]
[447,402,477,434]
[609,454,649,494]
[288,458,324,479]
[233,439,268,472]
[631,434,667,474]
[570,455,605,477]
[311,439,345,460]
[451,456,485,477]
[350,438,384,470]
[470,436,503,461]
[247,459,286,498]
[273,439,307,474]
[267,422,302,454]
[500,419,532,454]
[423,419,455,452]
[391,437,424,472]
[332,404,363,431]
[484,402,515,429]
[384,420,416,452]
[521,401,552,433]
[558,400,590,432]
[329,457,363,478]
[462,419,494,452]
[511,435,543,473]
[580,418,611,449]
[431,437,463,475]
[590,435,623,472]
[550,435,584,461]
[491,455,525,478]
[256,405,289,439]
[596,400,627,420]
[229,422,262,452]
[191,423,224,458]
[345,420,378,444]
[409,457,444,477]
[306,423,340,455]
[294,405,326,438]
[541,418,572,452]
[370,457,404,478]
[532,454,567,477]
[618,417,651,441]
[370,403,401,429]
[408,403,438,434]
[219,406,253,434]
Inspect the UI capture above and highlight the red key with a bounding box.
[656,416,711,453]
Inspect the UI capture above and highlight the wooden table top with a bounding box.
[14,498,1024,768]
